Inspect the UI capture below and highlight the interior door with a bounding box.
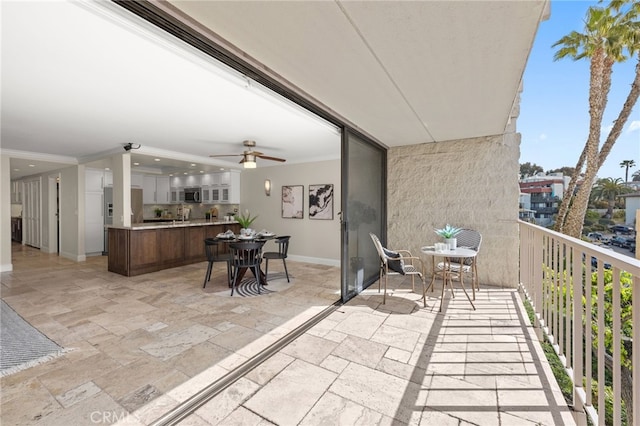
[341,130,386,302]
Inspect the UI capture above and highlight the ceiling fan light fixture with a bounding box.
[243,153,257,168]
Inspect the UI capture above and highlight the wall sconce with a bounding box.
[264,179,271,196]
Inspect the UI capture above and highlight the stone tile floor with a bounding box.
[1,243,576,425]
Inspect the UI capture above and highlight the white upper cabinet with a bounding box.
[143,176,171,204]
[156,176,170,203]
[143,175,157,204]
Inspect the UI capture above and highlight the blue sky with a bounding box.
[518,0,640,181]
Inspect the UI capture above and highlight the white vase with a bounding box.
[444,238,457,250]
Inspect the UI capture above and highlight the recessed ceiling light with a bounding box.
[183,172,188,175]
[13,168,19,171]
[133,162,140,166]
[154,158,161,162]
[190,163,196,167]
[219,168,225,171]
[28,164,35,167]
[105,167,111,171]
[199,170,204,173]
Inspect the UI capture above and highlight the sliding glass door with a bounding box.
[341,130,386,302]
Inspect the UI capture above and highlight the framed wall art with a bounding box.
[282,185,304,219]
[309,184,334,220]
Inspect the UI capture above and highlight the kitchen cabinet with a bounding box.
[108,222,240,276]
[156,176,170,203]
[10,180,22,203]
[143,175,169,204]
[200,171,240,204]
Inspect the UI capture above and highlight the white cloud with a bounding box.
[539,133,547,141]
[628,120,640,132]
[602,124,613,134]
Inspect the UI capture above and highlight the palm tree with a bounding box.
[619,159,636,181]
[553,2,640,239]
[633,169,640,181]
[591,177,632,218]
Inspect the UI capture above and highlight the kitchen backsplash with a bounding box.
[142,204,239,220]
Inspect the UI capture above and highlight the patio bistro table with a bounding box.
[420,246,477,312]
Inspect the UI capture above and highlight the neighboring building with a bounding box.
[621,191,640,229]
[519,172,569,226]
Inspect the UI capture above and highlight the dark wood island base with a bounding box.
[108,221,240,276]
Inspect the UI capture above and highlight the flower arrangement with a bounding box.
[154,208,163,218]
[435,224,462,239]
[236,210,258,229]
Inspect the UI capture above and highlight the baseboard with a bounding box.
[59,251,86,262]
[287,254,339,267]
[0,263,13,273]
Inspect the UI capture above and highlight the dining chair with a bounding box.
[228,241,265,296]
[203,238,232,288]
[369,233,427,307]
[263,236,290,282]
[436,228,482,294]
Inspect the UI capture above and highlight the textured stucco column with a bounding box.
[387,133,521,288]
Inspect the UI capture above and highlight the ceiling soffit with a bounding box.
[167,0,549,146]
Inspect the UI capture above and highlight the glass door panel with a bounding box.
[341,130,386,302]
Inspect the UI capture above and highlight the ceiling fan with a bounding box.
[209,140,286,168]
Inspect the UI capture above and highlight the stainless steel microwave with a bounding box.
[184,187,201,203]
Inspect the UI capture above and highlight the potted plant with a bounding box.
[236,210,258,233]
[435,224,462,249]
[154,208,163,218]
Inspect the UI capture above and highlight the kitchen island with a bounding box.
[107,220,240,277]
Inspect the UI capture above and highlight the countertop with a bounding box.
[107,220,238,230]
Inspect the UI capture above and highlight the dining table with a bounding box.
[420,245,477,312]
[213,232,278,285]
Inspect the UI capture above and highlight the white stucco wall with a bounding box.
[387,133,521,288]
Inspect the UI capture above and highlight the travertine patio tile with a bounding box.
[332,310,387,339]
[218,406,273,425]
[193,377,260,425]
[56,380,102,408]
[384,346,412,363]
[466,350,524,363]
[244,359,336,425]
[420,409,466,426]
[280,333,338,365]
[319,354,350,374]
[370,324,420,352]
[299,391,383,425]
[332,335,388,368]
[329,362,424,423]
[500,409,573,425]
[140,324,220,361]
[377,357,423,382]
[244,352,295,385]
[383,314,436,335]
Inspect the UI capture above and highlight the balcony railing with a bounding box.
[519,221,640,426]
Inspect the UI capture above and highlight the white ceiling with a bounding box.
[1,0,548,181]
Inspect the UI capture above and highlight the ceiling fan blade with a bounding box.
[209,154,242,157]
[257,154,286,162]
